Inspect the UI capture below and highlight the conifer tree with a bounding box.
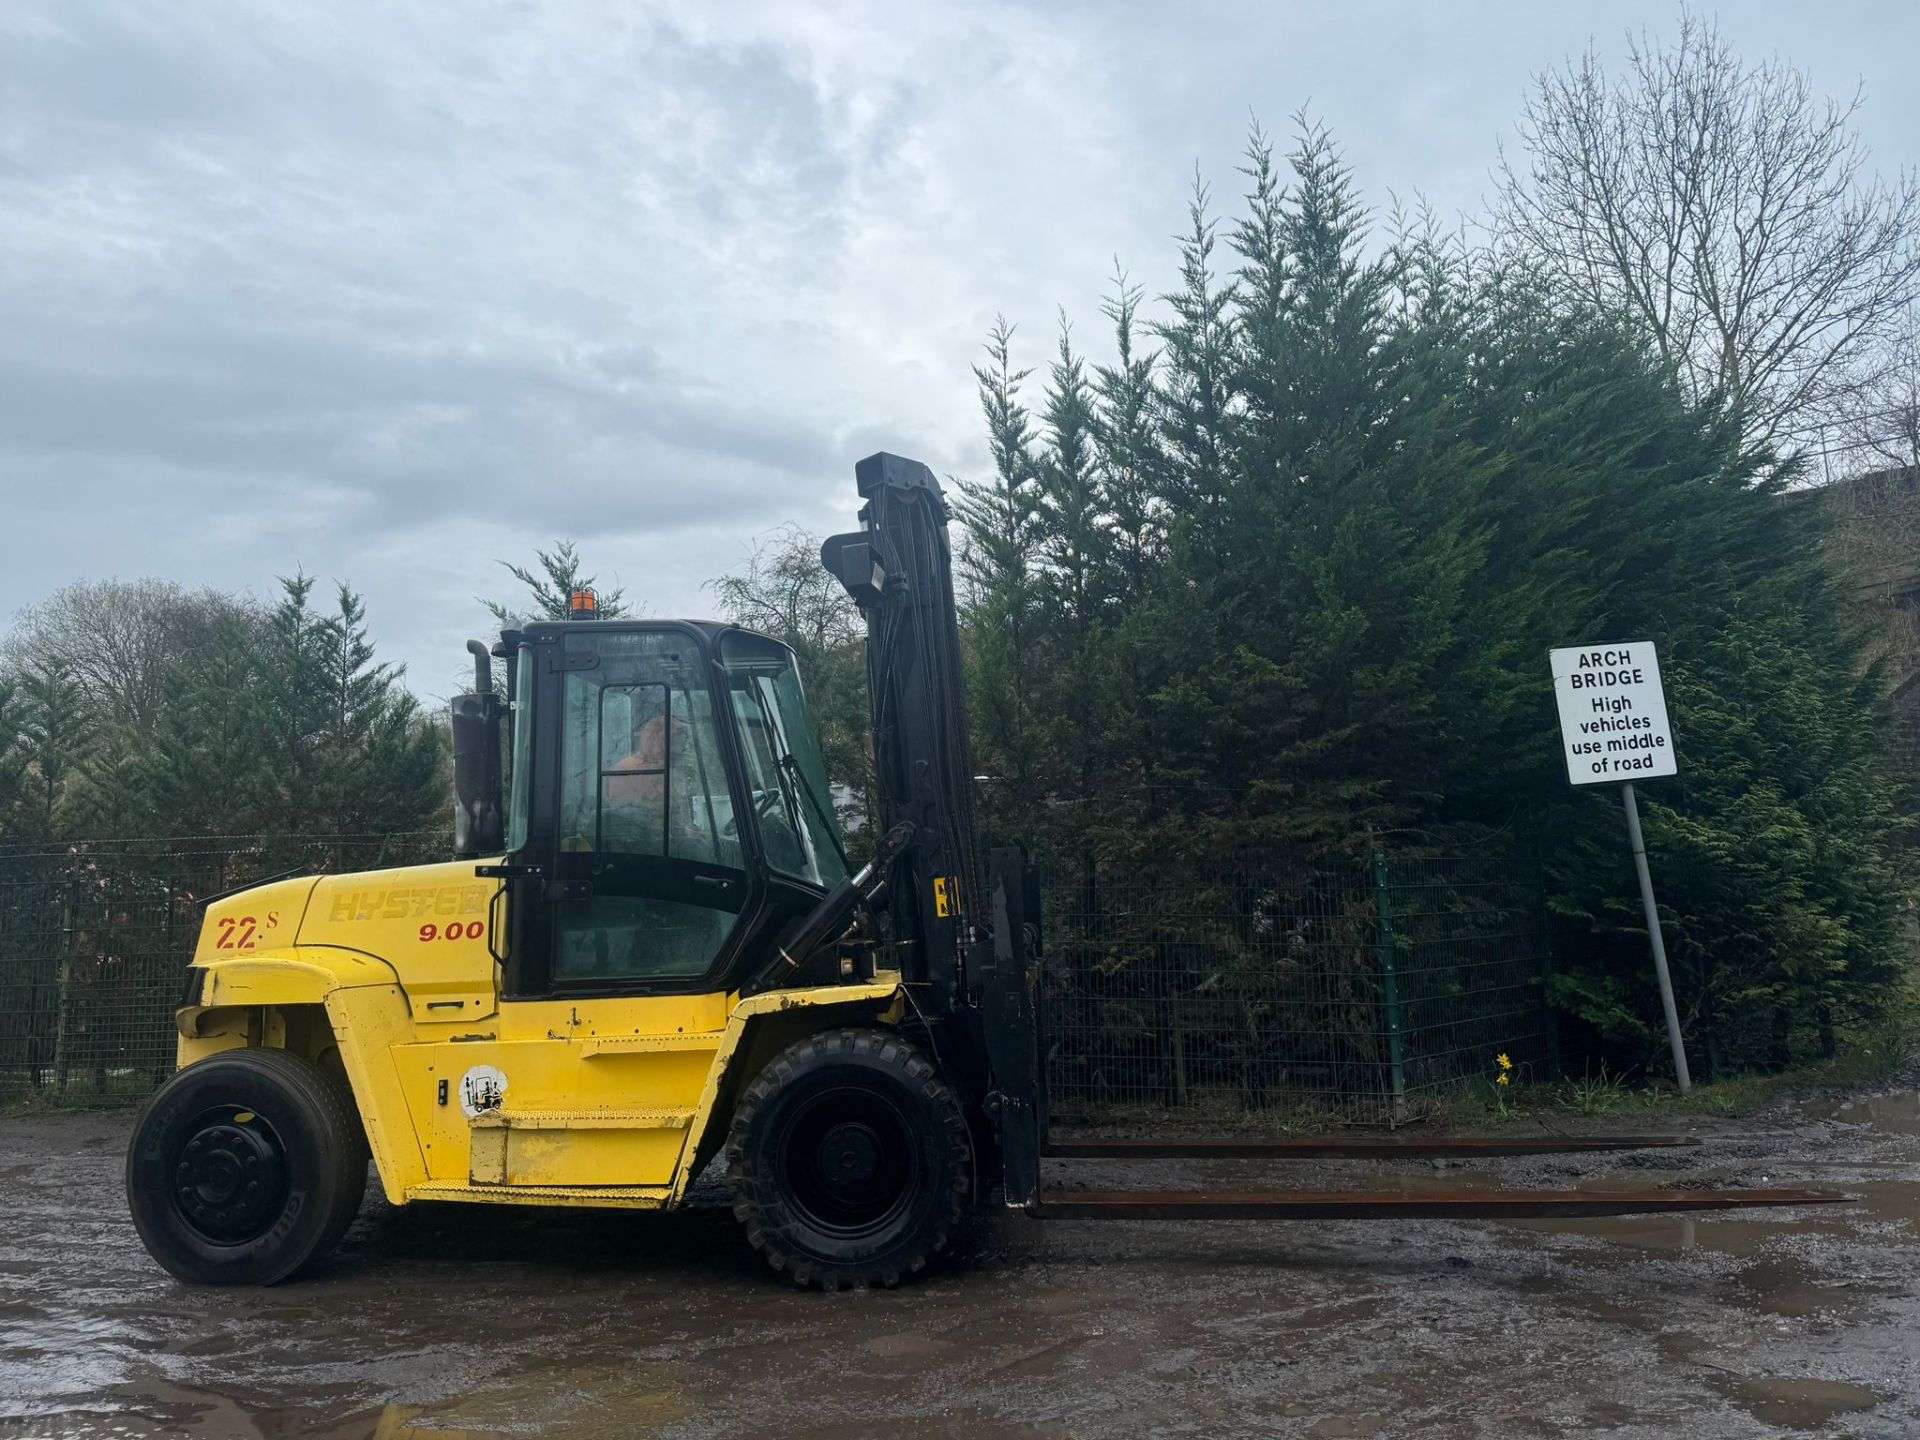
[956,317,1044,608]
[1035,314,1105,632]
[1090,264,1164,597]
[311,584,445,837]
[956,318,1048,833]
[1,573,446,845]
[1229,121,1293,502]
[131,611,276,836]
[258,574,330,829]
[15,658,90,838]
[954,112,1914,1078]
[1154,174,1238,557]
[486,542,630,626]
[1271,118,1391,456]
[0,678,27,838]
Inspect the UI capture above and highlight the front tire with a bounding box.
[126,1048,367,1285]
[727,1028,970,1290]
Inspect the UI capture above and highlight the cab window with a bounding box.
[548,630,743,986]
[556,632,740,868]
[719,633,848,888]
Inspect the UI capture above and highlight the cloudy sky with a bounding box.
[3,1,1916,695]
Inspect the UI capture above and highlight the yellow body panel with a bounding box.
[191,876,318,966]
[300,860,500,1020]
[173,856,904,1211]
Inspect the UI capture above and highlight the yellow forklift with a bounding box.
[125,454,1845,1289]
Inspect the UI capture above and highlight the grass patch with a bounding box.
[1452,994,1920,1125]
[0,1070,162,1118]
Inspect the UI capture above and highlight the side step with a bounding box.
[410,1182,671,1210]
[1045,1134,1699,1161]
[1032,1187,1852,1220]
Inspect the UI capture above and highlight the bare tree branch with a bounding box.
[1835,310,1920,475]
[1495,11,1920,456]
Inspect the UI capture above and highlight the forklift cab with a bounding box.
[499,620,849,1000]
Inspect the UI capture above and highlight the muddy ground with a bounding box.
[0,1085,1916,1440]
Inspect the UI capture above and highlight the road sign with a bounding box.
[1550,641,1676,786]
[1547,639,1691,1093]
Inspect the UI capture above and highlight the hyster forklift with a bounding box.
[126,453,1845,1289]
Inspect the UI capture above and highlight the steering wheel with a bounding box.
[753,786,785,820]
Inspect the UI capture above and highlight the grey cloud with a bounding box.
[2,0,1916,690]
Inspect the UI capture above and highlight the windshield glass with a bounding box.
[719,633,848,888]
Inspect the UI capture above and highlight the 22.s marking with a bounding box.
[418,921,487,944]
[214,911,278,950]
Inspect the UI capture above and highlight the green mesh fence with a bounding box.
[1039,846,1557,1127]
[0,832,1556,1125]
[0,833,444,1104]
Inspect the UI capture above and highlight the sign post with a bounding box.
[1549,641,1691,1094]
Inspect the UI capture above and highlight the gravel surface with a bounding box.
[0,1084,1915,1438]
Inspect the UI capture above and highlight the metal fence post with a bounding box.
[156,878,179,1087]
[1534,846,1563,1081]
[52,869,79,1097]
[1372,844,1409,1125]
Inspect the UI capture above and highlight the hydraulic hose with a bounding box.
[751,822,914,990]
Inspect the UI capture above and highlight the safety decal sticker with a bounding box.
[459,1064,508,1118]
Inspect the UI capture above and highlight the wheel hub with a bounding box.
[820,1122,882,1189]
[776,1084,921,1239]
[173,1111,286,1244]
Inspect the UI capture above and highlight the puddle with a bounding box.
[65,1363,691,1440]
[1735,1257,1868,1318]
[867,1331,951,1359]
[785,1410,1074,1439]
[1708,1374,1885,1430]
[0,1309,150,1415]
[12,1380,265,1439]
[368,1402,514,1439]
[361,1362,688,1438]
[1201,1296,1384,1344]
[1498,1157,1902,1257]
[1306,1415,1386,1438]
[992,1335,1085,1377]
[1807,1089,1920,1136]
[1855,1178,1920,1234]
[1505,1209,1848,1257]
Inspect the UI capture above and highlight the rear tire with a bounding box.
[727,1027,970,1290]
[126,1048,367,1285]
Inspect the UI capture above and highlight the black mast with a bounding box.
[821,452,983,1013]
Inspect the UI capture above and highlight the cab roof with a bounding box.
[503,619,786,651]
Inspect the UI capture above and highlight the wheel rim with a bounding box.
[168,1105,290,1245]
[773,1082,921,1239]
